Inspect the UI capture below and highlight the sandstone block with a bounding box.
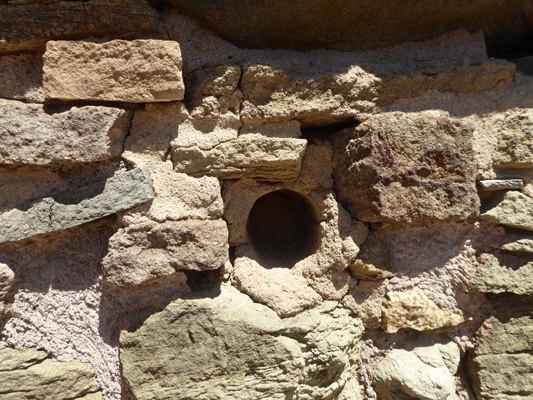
[0,0,161,54]
[468,297,533,400]
[44,40,184,103]
[102,219,228,287]
[0,100,130,166]
[0,263,16,323]
[332,111,479,223]
[172,135,307,180]
[0,54,44,103]
[478,179,524,191]
[382,288,465,334]
[0,346,101,400]
[471,253,533,295]
[493,111,533,169]
[480,191,533,231]
[120,286,364,400]
[373,334,460,400]
[0,168,154,243]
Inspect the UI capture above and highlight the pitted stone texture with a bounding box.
[240,30,514,126]
[373,334,460,400]
[493,111,533,169]
[0,346,102,400]
[102,218,228,287]
[173,135,307,180]
[0,0,161,54]
[480,191,533,231]
[0,54,44,103]
[332,111,479,223]
[471,253,533,295]
[382,288,465,334]
[44,40,184,103]
[0,168,154,243]
[120,286,364,400]
[0,263,16,323]
[0,100,130,166]
[468,296,533,400]
[161,0,525,52]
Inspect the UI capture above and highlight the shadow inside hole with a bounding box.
[246,189,320,267]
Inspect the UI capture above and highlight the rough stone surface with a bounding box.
[468,296,533,400]
[333,111,479,223]
[0,0,162,54]
[0,99,131,166]
[0,54,44,103]
[382,288,465,334]
[373,334,460,400]
[342,280,387,329]
[471,253,533,295]
[121,285,364,400]
[0,346,102,400]
[44,40,184,103]
[478,179,524,191]
[240,30,514,126]
[0,263,16,323]
[102,219,228,287]
[173,135,307,180]
[493,111,533,169]
[0,167,154,243]
[480,191,533,231]
[162,0,526,52]
[500,237,533,253]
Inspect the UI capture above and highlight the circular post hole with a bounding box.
[246,189,320,266]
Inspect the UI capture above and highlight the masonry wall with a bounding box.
[1,1,533,400]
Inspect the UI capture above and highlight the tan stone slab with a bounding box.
[44,40,184,103]
[480,191,533,231]
[172,135,307,180]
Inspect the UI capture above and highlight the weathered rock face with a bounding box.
[471,252,533,295]
[0,263,16,323]
[333,111,479,223]
[373,334,461,400]
[382,288,465,334]
[162,0,527,52]
[240,30,514,126]
[0,346,102,400]
[172,135,307,180]
[44,40,184,103]
[492,111,533,169]
[0,168,154,244]
[480,191,533,231]
[121,286,364,400]
[0,100,131,166]
[0,0,162,54]
[102,219,228,287]
[468,296,533,400]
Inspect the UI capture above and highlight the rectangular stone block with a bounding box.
[172,135,307,180]
[0,168,154,243]
[0,99,131,166]
[44,40,184,103]
[478,179,524,191]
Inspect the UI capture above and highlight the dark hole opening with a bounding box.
[246,189,320,266]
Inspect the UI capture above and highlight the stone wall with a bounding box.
[1,1,533,399]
